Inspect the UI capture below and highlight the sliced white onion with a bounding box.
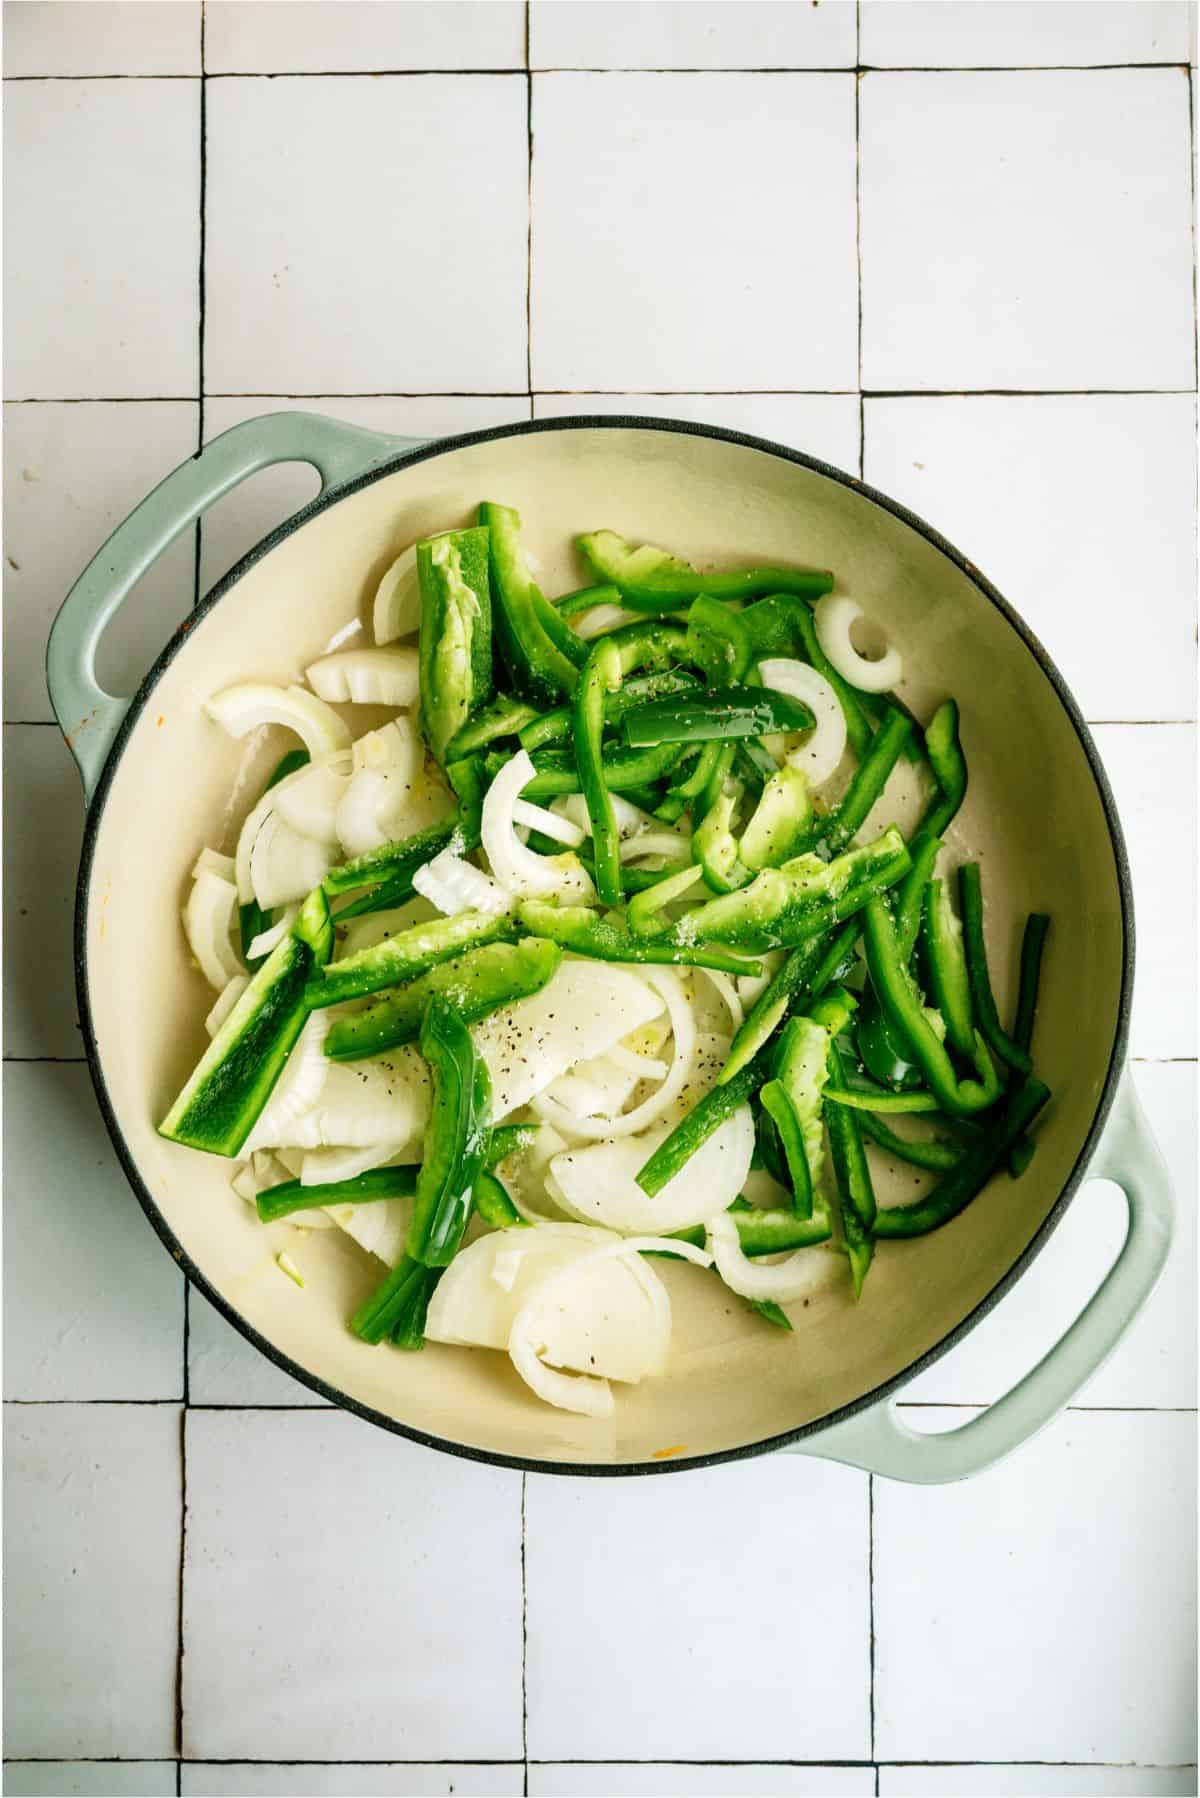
[555,790,660,842]
[299,1141,408,1186]
[230,1148,292,1203]
[548,1103,755,1234]
[193,847,236,882]
[334,896,438,962]
[472,961,664,1120]
[335,719,422,859]
[246,904,299,961]
[572,602,644,640]
[259,1049,430,1151]
[758,657,848,787]
[482,749,594,902]
[205,681,351,756]
[412,845,511,918]
[533,967,696,1142]
[242,1012,332,1154]
[538,1064,636,1123]
[607,1043,670,1081]
[512,799,586,848]
[273,761,349,844]
[696,967,743,1033]
[249,811,334,910]
[327,1196,412,1265]
[708,1208,840,1302]
[812,595,903,695]
[305,646,420,708]
[206,974,248,1036]
[373,545,420,645]
[622,830,694,865]
[184,868,242,990]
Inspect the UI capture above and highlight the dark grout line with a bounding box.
[1187,54,1198,389]
[867,1471,877,1758]
[521,1471,530,1796]
[8,1398,1194,1415]
[175,1408,188,1763]
[525,4,534,401]
[4,62,1195,79]
[8,1761,1196,1771]
[193,3,208,612]
[8,388,1198,403]
[3,1054,88,1063]
[854,6,864,476]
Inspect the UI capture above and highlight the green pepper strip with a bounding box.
[824,709,912,853]
[825,1085,941,1115]
[860,897,1004,1118]
[473,1168,527,1230]
[1013,912,1051,1055]
[874,1078,1051,1238]
[406,1001,491,1267]
[444,693,541,760]
[622,685,814,746]
[479,501,579,703]
[351,1255,428,1346]
[239,749,311,968]
[627,862,707,934]
[603,565,834,613]
[324,816,465,900]
[751,1300,794,1331]
[922,878,975,1058]
[635,1056,765,1197]
[677,826,911,950]
[892,829,943,962]
[958,862,1032,1076]
[390,1265,440,1350]
[667,1201,832,1257]
[516,899,762,977]
[308,909,518,1009]
[553,583,622,618]
[856,688,926,766]
[921,699,967,837]
[493,739,684,800]
[485,1123,539,1168]
[574,637,625,904]
[721,920,860,1084]
[793,606,874,760]
[323,937,563,1061]
[520,668,699,752]
[825,1038,877,1297]
[417,526,495,765]
[758,1080,814,1218]
[856,1112,963,1173]
[257,1165,417,1223]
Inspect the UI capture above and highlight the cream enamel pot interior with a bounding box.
[47,413,1173,1481]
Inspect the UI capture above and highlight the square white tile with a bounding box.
[874,1410,1197,1763]
[4,1064,184,1401]
[182,1768,522,1797]
[880,1767,1199,1796]
[860,69,1195,391]
[3,1404,181,1758]
[4,401,199,721]
[530,73,858,391]
[524,1458,870,1761]
[1093,725,1197,1061]
[532,392,862,475]
[529,0,857,69]
[863,395,1197,723]
[182,1410,523,1759]
[3,0,201,75]
[204,77,528,396]
[529,1770,876,1797]
[204,1,526,73]
[3,726,85,1059]
[198,396,529,596]
[187,1287,328,1407]
[4,79,200,400]
[861,1,1194,67]
[2,1766,177,1798]
[897,1061,1197,1410]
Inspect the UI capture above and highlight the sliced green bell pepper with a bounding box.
[825,1037,877,1296]
[257,1165,417,1223]
[444,692,541,760]
[920,699,968,837]
[824,708,912,853]
[516,898,762,976]
[406,1000,491,1267]
[323,937,562,1060]
[739,764,814,871]
[891,827,943,961]
[308,908,518,1009]
[922,877,975,1058]
[473,1167,528,1231]
[519,668,699,752]
[958,862,1032,1076]
[417,526,493,765]
[479,501,579,704]
[578,529,834,612]
[873,1078,1051,1238]
[720,920,859,1084]
[621,685,814,747]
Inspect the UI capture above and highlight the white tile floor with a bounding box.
[3,4,1196,1796]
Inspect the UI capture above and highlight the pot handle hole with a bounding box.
[783,1067,1173,1484]
[46,410,424,803]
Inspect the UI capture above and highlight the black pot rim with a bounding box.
[73,412,1135,1478]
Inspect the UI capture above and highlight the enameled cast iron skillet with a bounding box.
[47,413,1173,1481]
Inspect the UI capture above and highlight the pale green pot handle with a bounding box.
[785,1067,1173,1483]
[46,410,425,802]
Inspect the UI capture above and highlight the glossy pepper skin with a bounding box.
[489,739,685,800]
[417,526,494,765]
[891,828,943,961]
[739,764,814,872]
[824,708,912,853]
[825,1037,878,1296]
[668,1200,833,1257]
[856,1110,963,1172]
[324,815,469,906]
[721,919,860,1084]
[574,637,626,904]
[855,986,923,1090]
[873,1078,1051,1238]
[257,1165,417,1223]
[860,897,1004,1118]
[577,529,834,612]
[473,1168,527,1230]
[323,937,563,1060]
[636,1055,765,1197]
[922,878,975,1058]
[519,668,698,752]
[516,898,762,977]
[669,826,912,950]
[308,908,518,1009]
[920,699,968,837]
[406,1000,491,1267]
[480,502,583,703]
[622,685,814,746]
[958,862,1033,1076]
[159,885,333,1157]
[693,784,754,894]
[444,692,541,760]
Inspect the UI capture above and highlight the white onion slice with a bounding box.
[622,830,694,865]
[184,868,242,990]
[607,1043,670,1081]
[757,658,848,787]
[193,847,236,882]
[696,967,743,1033]
[373,545,420,644]
[555,790,660,842]
[206,681,351,756]
[298,1141,408,1186]
[250,812,334,910]
[205,974,248,1037]
[512,799,586,848]
[482,749,594,902]
[246,903,299,961]
[572,602,644,640]
[707,1208,838,1302]
[533,967,696,1141]
[273,761,349,844]
[812,595,903,695]
[412,846,511,918]
[233,758,320,904]
[231,1148,292,1203]
[242,1012,332,1154]
[327,1195,412,1265]
[305,647,420,707]
[335,719,422,859]
[548,1103,755,1233]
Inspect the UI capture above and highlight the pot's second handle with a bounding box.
[46,410,423,802]
[786,1068,1172,1484]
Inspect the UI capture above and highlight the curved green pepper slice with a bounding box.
[407,1000,491,1267]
